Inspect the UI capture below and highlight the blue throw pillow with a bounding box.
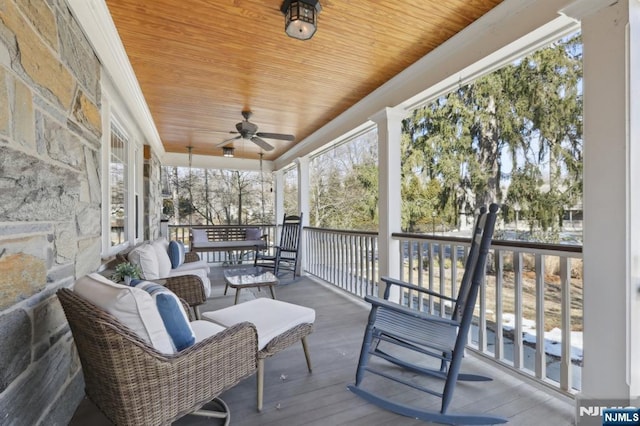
[130,280,195,351]
[168,240,185,269]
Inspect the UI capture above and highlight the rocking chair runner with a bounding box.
[348,204,505,425]
[254,213,303,277]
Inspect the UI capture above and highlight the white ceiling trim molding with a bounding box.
[275,0,582,170]
[66,0,165,158]
[561,0,621,20]
[162,153,274,173]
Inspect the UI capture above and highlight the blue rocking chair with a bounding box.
[348,204,506,425]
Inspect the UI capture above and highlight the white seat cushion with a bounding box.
[202,298,315,350]
[190,320,226,344]
[168,268,212,298]
[173,258,210,274]
[73,273,175,354]
[128,243,160,280]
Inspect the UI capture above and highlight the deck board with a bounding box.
[69,270,575,425]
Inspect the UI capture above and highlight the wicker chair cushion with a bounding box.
[192,228,208,242]
[131,280,195,351]
[168,240,185,268]
[203,298,315,350]
[172,258,210,275]
[73,273,175,354]
[128,243,161,279]
[168,268,212,297]
[190,320,226,343]
[152,239,173,278]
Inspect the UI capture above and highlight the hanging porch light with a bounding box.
[281,0,322,40]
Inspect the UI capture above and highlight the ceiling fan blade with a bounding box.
[192,129,237,134]
[256,132,295,141]
[215,135,241,148]
[251,136,275,151]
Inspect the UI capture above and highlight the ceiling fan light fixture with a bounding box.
[223,146,235,157]
[281,0,321,41]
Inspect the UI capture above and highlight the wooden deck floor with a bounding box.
[69,271,575,425]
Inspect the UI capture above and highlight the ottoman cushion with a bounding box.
[203,298,315,350]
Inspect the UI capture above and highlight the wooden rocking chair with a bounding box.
[254,213,303,277]
[348,204,506,425]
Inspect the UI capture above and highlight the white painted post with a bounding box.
[370,107,404,299]
[273,170,285,249]
[296,157,310,275]
[567,0,640,408]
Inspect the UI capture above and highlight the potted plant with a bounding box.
[112,262,142,285]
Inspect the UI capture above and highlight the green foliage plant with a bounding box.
[111,262,142,283]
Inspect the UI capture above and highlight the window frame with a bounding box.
[101,78,144,257]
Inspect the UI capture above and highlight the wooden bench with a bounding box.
[190,225,267,256]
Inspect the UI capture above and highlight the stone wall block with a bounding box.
[75,202,100,237]
[143,152,162,241]
[0,337,73,425]
[0,7,20,70]
[75,236,100,277]
[13,76,35,149]
[0,0,74,109]
[0,66,9,136]
[0,29,13,68]
[0,146,80,221]
[32,295,66,358]
[34,107,45,154]
[15,0,57,51]
[0,252,47,310]
[26,277,71,308]
[33,90,66,124]
[45,266,73,287]
[0,308,31,393]
[56,4,99,102]
[53,221,76,264]
[39,368,84,426]
[40,111,84,169]
[71,89,100,137]
[84,146,100,203]
[0,222,53,238]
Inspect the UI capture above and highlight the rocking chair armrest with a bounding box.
[381,276,457,303]
[162,275,207,307]
[364,295,460,327]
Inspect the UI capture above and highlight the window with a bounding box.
[110,124,128,247]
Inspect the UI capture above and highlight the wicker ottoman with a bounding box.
[202,298,315,411]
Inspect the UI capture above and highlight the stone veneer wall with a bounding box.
[0,0,102,424]
[144,145,162,241]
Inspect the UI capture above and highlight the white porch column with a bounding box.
[273,169,285,222]
[371,107,404,298]
[575,0,640,411]
[296,157,310,275]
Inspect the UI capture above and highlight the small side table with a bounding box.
[223,266,278,305]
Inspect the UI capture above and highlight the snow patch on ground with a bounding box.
[501,313,583,362]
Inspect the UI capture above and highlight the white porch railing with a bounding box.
[304,227,583,396]
[305,227,378,297]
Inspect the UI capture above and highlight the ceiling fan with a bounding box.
[215,111,295,152]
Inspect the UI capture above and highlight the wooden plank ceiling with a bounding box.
[105,0,503,161]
